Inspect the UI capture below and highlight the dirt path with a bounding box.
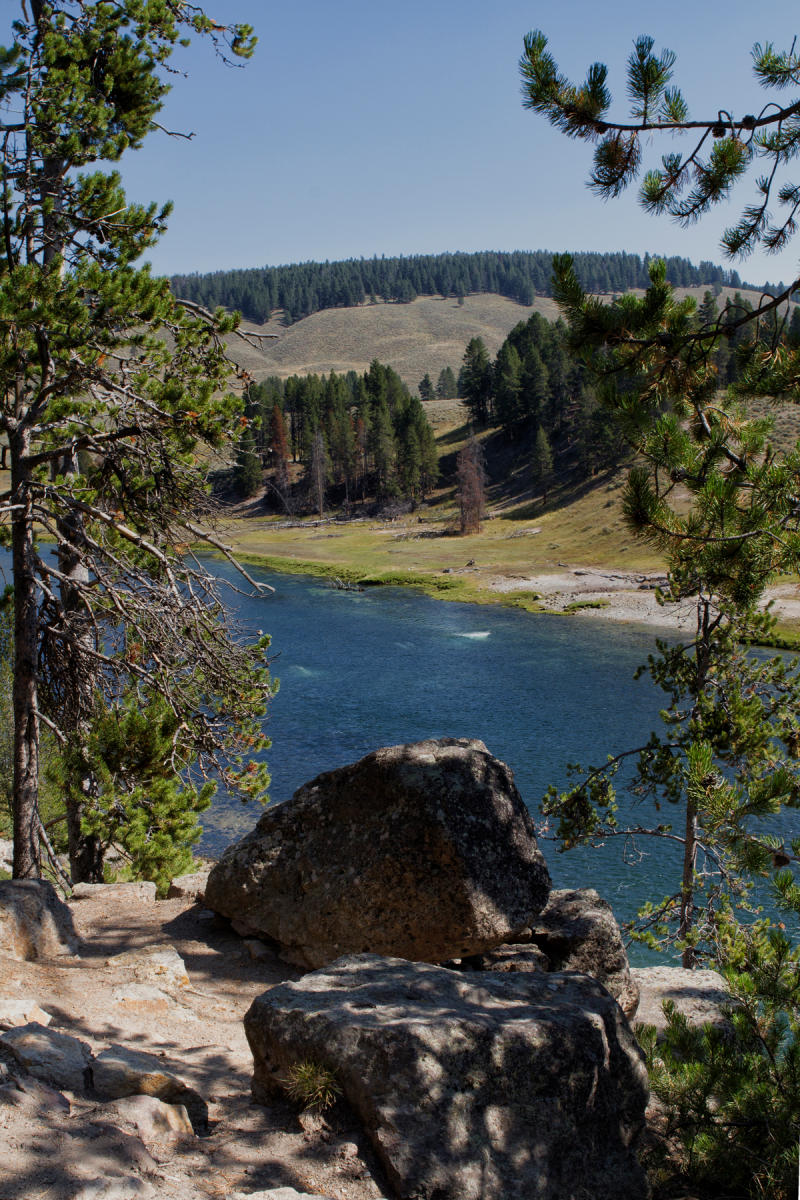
[0,888,389,1200]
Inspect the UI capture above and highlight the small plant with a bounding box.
[282,1059,342,1112]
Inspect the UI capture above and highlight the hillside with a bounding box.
[229,286,766,393]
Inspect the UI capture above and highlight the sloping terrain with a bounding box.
[228,286,763,391]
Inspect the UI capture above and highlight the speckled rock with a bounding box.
[206,738,551,968]
[70,881,157,903]
[92,1045,207,1130]
[166,869,210,901]
[0,880,78,961]
[245,953,649,1200]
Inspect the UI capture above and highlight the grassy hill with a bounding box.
[228,286,766,393]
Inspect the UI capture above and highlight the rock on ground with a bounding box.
[93,1045,208,1131]
[71,882,157,903]
[1,1023,92,1091]
[207,737,551,968]
[166,870,210,902]
[631,966,731,1036]
[245,953,649,1200]
[525,888,639,1018]
[0,880,78,961]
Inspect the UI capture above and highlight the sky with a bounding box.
[8,0,800,286]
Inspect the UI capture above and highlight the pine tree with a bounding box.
[0,2,271,881]
[370,398,398,499]
[308,429,331,517]
[436,366,458,399]
[235,427,262,497]
[418,373,435,401]
[494,343,523,433]
[461,338,493,426]
[523,29,800,1003]
[530,424,553,498]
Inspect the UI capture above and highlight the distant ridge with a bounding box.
[170,249,754,327]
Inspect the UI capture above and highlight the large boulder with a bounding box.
[0,880,78,961]
[245,954,649,1200]
[206,738,551,967]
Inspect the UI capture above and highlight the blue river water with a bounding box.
[203,560,683,955]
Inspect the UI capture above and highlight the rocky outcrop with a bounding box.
[0,880,78,961]
[453,888,639,1019]
[245,953,649,1200]
[207,738,551,968]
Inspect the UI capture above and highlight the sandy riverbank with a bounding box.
[486,568,800,634]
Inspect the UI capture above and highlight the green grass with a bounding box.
[563,598,611,613]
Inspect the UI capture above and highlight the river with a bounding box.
[203,560,682,955]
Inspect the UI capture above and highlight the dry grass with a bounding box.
[227,285,775,393]
[228,294,549,391]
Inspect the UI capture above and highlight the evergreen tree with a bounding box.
[530,424,553,496]
[436,366,458,399]
[419,423,439,497]
[494,343,523,433]
[59,693,215,896]
[787,305,800,349]
[235,426,262,497]
[461,338,493,426]
[370,398,398,499]
[0,2,271,881]
[418,373,435,401]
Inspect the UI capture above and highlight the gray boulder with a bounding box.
[1,1023,92,1091]
[207,738,551,968]
[631,966,731,1037]
[0,880,78,961]
[245,954,649,1200]
[521,888,639,1018]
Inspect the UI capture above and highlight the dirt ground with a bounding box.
[487,568,800,633]
[0,888,390,1200]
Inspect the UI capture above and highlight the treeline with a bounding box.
[236,361,438,512]
[171,250,747,326]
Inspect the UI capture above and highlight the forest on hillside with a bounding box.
[454,287,800,494]
[170,249,757,326]
[235,360,438,514]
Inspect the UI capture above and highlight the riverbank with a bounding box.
[218,512,800,645]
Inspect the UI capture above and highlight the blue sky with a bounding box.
[36,0,800,285]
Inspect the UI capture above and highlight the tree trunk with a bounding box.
[679,596,712,968]
[56,452,104,883]
[679,795,698,968]
[11,436,41,879]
